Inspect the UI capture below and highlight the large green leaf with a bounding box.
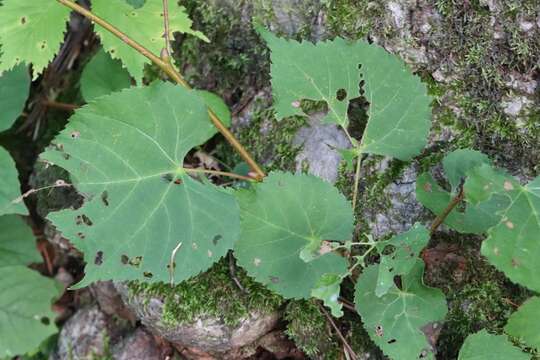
[0,0,71,78]
[354,261,447,360]
[0,215,40,266]
[80,49,131,102]
[416,150,506,234]
[375,224,429,297]
[0,64,30,132]
[465,165,540,292]
[234,172,351,299]
[458,330,530,360]
[92,0,208,83]
[261,30,431,160]
[505,297,540,351]
[0,216,61,358]
[41,82,239,287]
[0,147,27,216]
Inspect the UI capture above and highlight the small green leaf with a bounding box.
[41,82,239,286]
[505,297,540,351]
[234,172,351,299]
[0,0,71,78]
[0,215,62,358]
[312,273,343,317]
[375,224,429,297]
[465,165,540,292]
[354,261,447,360]
[261,29,431,160]
[92,0,209,82]
[197,90,232,127]
[416,150,506,234]
[80,49,132,102]
[442,149,490,191]
[416,173,506,234]
[0,147,28,216]
[458,330,530,360]
[0,64,30,132]
[0,215,40,266]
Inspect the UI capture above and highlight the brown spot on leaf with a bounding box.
[504,181,514,191]
[94,251,103,265]
[207,250,213,257]
[101,191,109,206]
[511,258,520,268]
[20,17,26,24]
[506,221,514,229]
[77,232,85,240]
[212,234,222,246]
[375,325,384,337]
[319,241,333,255]
[129,256,142,267]
[269,276,280,284]
[253,258,262,267]
[143,272,153,278]
[291,100,301,108]
[70,131,80,139]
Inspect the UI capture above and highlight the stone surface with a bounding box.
[293,113,351,184]
[115,282,280,355]
[111,328,167,360]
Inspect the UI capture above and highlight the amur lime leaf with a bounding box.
[0,215,61,358]
[261,30,431,160]
[92,0,209,82]
[41,82,239,287]
[311,273,343,317]
[458,330,530,360]
[0,147,28,216]
[0,215,40,266]
[80,49,131,102]
[0,0,71,79]
[375,224,429,297]
[234,172,352,299]
[505,297,540,351]
[465,165,540,292]
[0,64,30,132]
[355,261,447,360]
[416,150,506,234]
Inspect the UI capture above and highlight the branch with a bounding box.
[430,186,465,234]
[318,304,358,360]
[56,0,265,181]
[184,168,255,182]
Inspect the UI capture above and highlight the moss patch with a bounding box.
[128,258,283,327]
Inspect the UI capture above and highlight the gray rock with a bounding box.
[115,283,280,355]
[111,329,165,360]
[293,113,351,183]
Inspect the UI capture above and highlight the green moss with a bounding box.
[284,300,341,359]
[324,0,381,40]
[128,258,283,327]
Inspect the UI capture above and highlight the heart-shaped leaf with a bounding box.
[41,82,239,287]
[234,172,351,299]
[355,261,447,360]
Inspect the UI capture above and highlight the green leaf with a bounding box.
[354,261,447,360]
[80,49,131,102]
[261,30,431,160]
[416,150,506,234]
[197,90,232,127]
[0,215,40,266]
[375,224,429,297]
[234,172,351,299]
[0,147,27,216]
[458,330,530,360]
[505,297,540,351]
[0,64,30,132]
[416,173,506,234]
[443,149,490,191]
[0,215,62,358]
[0,0,70,79]
[311,273,343,317]
[41,82,239,287]
[92,0,209,83]
[465,165,540,292]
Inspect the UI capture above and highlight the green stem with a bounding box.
[351,153,364,211]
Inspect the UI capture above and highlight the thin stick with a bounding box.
[43,100,79,111]
[56,0,266,181]
[162,0,171,57]
[430,186,464,234]
[184,168,255,182]
[319,304,358,360]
